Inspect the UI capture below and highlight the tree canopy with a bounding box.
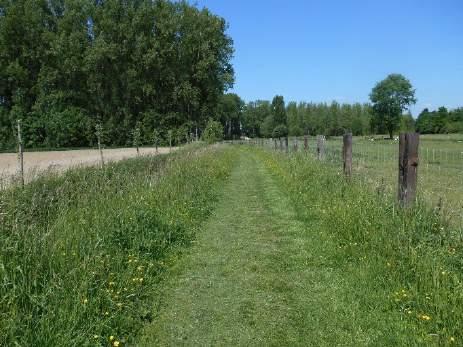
[0,0,234,149]
[369,74,416,139]
[416,107,463,134]
[241,99,373,138]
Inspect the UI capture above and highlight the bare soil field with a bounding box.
[0,147,174,187]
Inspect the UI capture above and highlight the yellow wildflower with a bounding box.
[109,335,115,341]
[450,337,455,343]
[83,298,88,304]
[113,341,120,347]
[419,314,431,321]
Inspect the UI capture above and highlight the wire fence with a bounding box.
[239,136,463,229]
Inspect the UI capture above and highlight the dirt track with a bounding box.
[0,147,173,186]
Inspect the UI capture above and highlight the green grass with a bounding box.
[1,143,462,345]
[0,144,237,346]
[281,135,463,226]
[140,146,462,345]
[263,147,463,345]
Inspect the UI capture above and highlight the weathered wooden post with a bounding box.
[279,138,283,151]
[274,138,277,150]
[343,133,353,177]
[317,135,325,160]
[398,132,419,207]
[304,134,308,151]
[17,119,24,187]
[293,138,298,152]
[285,137,289,153]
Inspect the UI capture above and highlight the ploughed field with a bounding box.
[0,147,174,187]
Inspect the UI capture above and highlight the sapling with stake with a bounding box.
[95,123,105,168]
[133,123,142,156]
[16,119,24,187]
[168,130,173,153]
[152,129,161,153]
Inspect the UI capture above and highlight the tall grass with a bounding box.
[0,144,237,346]
[258,148,463,345]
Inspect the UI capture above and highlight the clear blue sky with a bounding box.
[194,0,462,116]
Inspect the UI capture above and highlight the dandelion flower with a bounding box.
[113,341,120,347]
[109,335,115,341]
[419,314,431,321]
[450,337,455,343]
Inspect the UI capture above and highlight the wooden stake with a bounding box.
[17,119,24,187]
[317,135,325,160]
[304,135,308,151]
[343,133,353,177]
[398,133,419,207]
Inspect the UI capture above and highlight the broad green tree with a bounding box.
[369,74,416,138]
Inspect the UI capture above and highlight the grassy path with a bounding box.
[140,149,380,346]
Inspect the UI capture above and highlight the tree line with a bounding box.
[0,0,234,149]
[415,107,463,134]
[221,74,461,139]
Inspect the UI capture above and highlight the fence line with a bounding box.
[237,134,463,228]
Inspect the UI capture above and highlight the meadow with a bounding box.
[266,134,463,227]
[1,140,462,345]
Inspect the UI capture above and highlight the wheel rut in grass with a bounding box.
[140,150,318,345]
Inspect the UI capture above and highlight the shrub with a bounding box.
[202,118,223,144]
[272,124,288,138]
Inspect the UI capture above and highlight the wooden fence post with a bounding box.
[317,135,325,160]
[343,133,352,177]
[274,138,277,150]
[17,119,24,187]
[293,138,298,152]
[398,132,420,207]
[304,135,308,151]
[279,138,283,151]
[285,137,289,153]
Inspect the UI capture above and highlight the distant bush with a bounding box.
[202,118,223,144]
[272,124,288,138]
